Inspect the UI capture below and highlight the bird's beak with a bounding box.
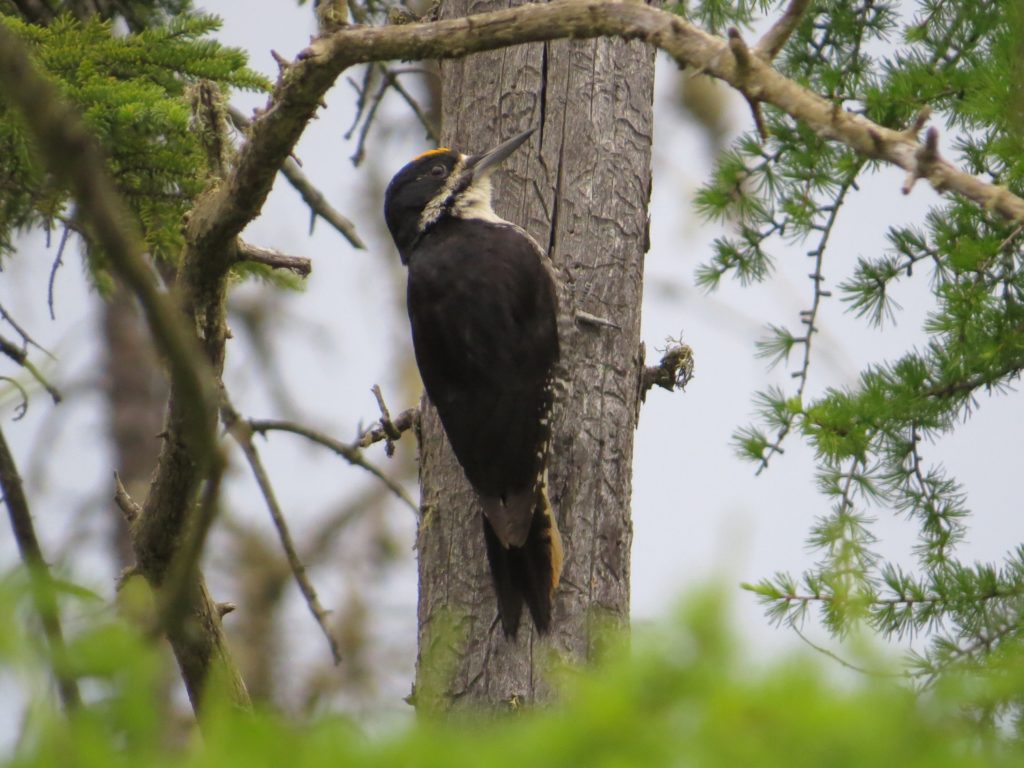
[463,128,536,181]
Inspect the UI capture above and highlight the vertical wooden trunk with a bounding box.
[414,0,655,712]
[102,284,167,566]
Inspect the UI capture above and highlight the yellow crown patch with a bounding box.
[413,147,451,161]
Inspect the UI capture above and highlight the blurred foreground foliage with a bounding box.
[5,575,1024,767]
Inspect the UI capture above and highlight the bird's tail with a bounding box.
[482,480,563,638]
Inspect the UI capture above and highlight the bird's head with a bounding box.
[383,128,535,263]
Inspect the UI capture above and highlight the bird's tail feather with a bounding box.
[483,482,563,638]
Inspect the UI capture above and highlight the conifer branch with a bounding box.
[0,426,81,712]
[182,3,1024,316]
[0,28,249,713]
[755,168,861,473]
[0,25,218,463]
[167,2,1022,328]
[0,334,62,405]
[10,0,54,25]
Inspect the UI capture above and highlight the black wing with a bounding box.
[406,217,559,504]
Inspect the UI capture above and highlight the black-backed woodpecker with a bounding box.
[383,128,562,638]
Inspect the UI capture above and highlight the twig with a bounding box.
[344,65,376,140]
[902,126,942,195]
[350,73,390,166]
[371,384,401,456]
[791,625,904,679]
[756,167,861,473]
[0,334,62,405]
[0,304,54,361]
[236,240,313,277]
[379,65,440,142]
[47,225,71,321]
[0,376,30,420]
[639,339,695,403]
[226,105,365,248]
[356,407,419,448]
[998,223,1023,252]
[113,472,142,523]
[728,28,768,140]
[904,106,932,140]
[0,425,80,711]
[248,417,418,514]
[222,399,343,664]
[754,0,812,61]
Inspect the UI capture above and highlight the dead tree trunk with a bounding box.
[414,0,655,712]
[102,284,167,566]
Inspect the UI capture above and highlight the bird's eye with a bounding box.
[429,164,447,178]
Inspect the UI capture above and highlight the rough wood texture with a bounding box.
[414,0,655,712]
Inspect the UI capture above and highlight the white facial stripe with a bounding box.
[418,156,517,231]
[419,155,467,231]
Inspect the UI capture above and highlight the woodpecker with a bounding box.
[383,128,563,637]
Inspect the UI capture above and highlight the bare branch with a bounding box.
[267,2,1024,223]
[47,225,72,321]
[728,28,767,140]
[0,305,54,361]
[791,624,904,679]
[163,2,1024,339]
[222,399,343,664]
[349,70,390,166]
[346,61,439,160]
[356,406,419,448]
[754,0,812,61]
[0,334,62,405]
[236,240,312,277]
[227,105,365,248]
[0,376,30,420]
[370,384,403,456]
[248,417,418,514]
[113,472,142,523]
[0,426,80,712]
[902,126,941,195]
[380,66,440,142]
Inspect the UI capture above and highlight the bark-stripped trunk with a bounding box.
[102,283,167,565]
[415,0,655,711]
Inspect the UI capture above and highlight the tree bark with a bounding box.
[102,283,168,566]
[414,0,654,712]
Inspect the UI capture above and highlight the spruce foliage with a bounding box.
[0,7,267,282]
